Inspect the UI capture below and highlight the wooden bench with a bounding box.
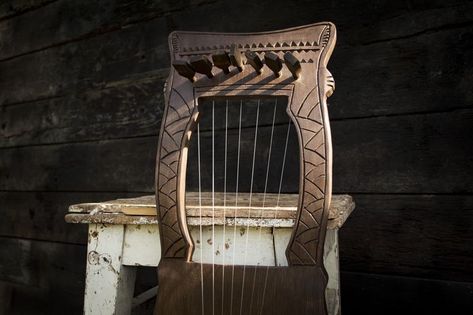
[66,193,354,315]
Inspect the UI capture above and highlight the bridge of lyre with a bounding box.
[155,22,337,315]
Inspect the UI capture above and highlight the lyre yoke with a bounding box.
[155,22,337,315]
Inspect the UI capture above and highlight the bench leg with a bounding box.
[273,228,341,315]
[84,224,137,315]
[324,230,341,315]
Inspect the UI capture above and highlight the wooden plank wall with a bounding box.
[0,0,472,314]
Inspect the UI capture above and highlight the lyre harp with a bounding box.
[155,22,336,315]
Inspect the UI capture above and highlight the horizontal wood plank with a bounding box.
[0,136,158,192]
[0,17,171,105]
[0,0,216,60]
[0,0,54,21]
[0,93,292,148]
[342,1,473,45]
[331,108,473,193]
[2,0,471,61]
[0,192,142,244]
[0,237,84,315]
[0,236,85,290]
[2,191,472,282]
[339,194,473,282]
[0,74,166,148]
[340,271,473,315]
[0,5,471,121]
[66,193,354,229]
[330,23,473,119]
[1,109,472,193]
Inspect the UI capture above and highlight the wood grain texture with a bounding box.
[287,64,333,265]
[156,259,327,315]
[340,271,473,315]
[67,193,353,220]
[330,23,473,119]
[0,74,166,148]
[4,192,472,285]
[4,15,472,148]
[153,23,336,315]
[0,0,55,21]
[0,237,83,287]
[0,192,141,244]
[0,109,472,194]
[0,136,158,192]
[331,108,473,194]
[0,0,216,60]
[339,194,473,282]
[155,23,336,268]
[2,2,471,117]
[0,237,85,314]
[0,17,171,105]
[65,194,355,231]
[155,81,198,258]
[2,0,473,313]
[2,0,470,61]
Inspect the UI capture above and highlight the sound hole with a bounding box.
[185,97,300,266]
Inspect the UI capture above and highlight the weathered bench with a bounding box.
[66,193,354,315]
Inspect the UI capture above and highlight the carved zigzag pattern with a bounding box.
[321,25,331,47]
[288,88,327,265]
[181,40,320,53]
[157,89,193,258]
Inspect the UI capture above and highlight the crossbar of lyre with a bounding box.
[179,46,321,56]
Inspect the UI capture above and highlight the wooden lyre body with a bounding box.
[155,23,336,315]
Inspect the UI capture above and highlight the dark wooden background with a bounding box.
[1,0,473,314]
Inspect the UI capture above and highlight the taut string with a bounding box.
[259,118,292,315]
[197,123,205,315]
[229,101,243,315]
[211,101,216,315]
[221,101,229,315]
[239,99,261,315]
[248,99,278,313]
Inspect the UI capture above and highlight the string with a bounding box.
[229,101,243,315]
[221,101,228,315]
[248,99,277,313]
[239,99,261,315]
[259,118,292,315]
[212,101,216,315]
[197,123,205,315]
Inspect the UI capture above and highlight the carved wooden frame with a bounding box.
[155,22,336,267]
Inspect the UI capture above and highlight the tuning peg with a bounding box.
[212,51,231,74]
[229,44,243,72]
[245,50,263,75]
[264,52,282,77]
[284,52,301,79]
[172,60,195,82]
[189,55,214,79]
